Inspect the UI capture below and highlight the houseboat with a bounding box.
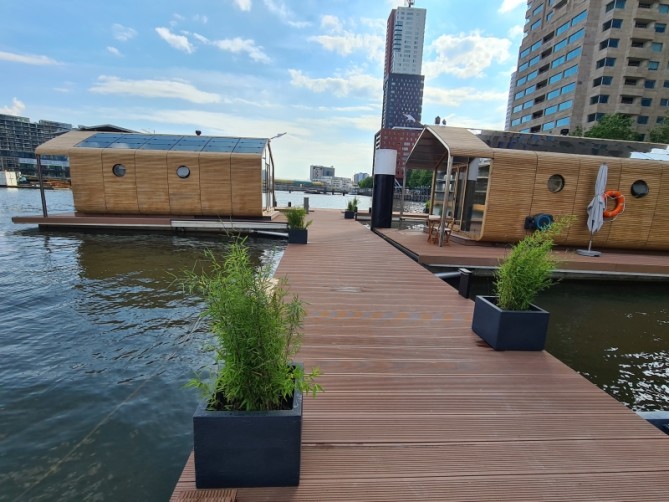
[406,126,669,251]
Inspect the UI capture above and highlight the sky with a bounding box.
[0,0,528,180]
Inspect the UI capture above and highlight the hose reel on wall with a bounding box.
[523,213,554,231]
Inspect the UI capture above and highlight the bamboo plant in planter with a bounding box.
[185,241,321,488]
[344,196,358,219]
[285,206,312,244]
[471,217,571,351]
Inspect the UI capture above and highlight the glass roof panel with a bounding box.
[475,130,669,160]
[74,132,269,153]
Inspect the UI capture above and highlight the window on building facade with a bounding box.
[520,47,530,58]
[563,64,578,77]
[628,59,642,67]
[533,4,544,16]
[552,55,566,68]
[587,113,606,122]
[531,20,542,31]
[554,39,568,52]
[664,80,669,87]
[543,121,556,130]
[562,82,576,94]
[657,22,667,32]
[652,42,663,52]
[631,39,645,48]
[635,21,649,28]
[572,10,587,25]
[645,79,657,88]
[545,105,558,115]
[593,75,613,86]
[556,116,570,127]
[603,19,623,30]
[641,98,652,106]
[596,57,616,68]
[661,98,669,106]
[621,96,635,104]
[547,89,561,100]
[558,100,573,111]
[660,4,669,13]
[625,78,638,85]
[649,60,660,70]
[638,116,649,124]
[566,47,581,60]
[568,29,585,43]
[556,21,570,36]
[591,95,610,104]
[605,0,626,11]
[600,38,620,49]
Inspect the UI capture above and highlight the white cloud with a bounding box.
[508,24,525,38]
[232,0,252,11]
[112,24,137,42]
[498,0,526,14]
[424,31,512,79]
[195,34,270,63]
[310,15,384,62]
[155,27,195,54]
[0,98,26,116]
[424,86,508,107]
[89,76,220,104]
[289,69,379,98]
[263,0,310,28]
[0,50,58,65]
[107,46,122,57]
[193,14,208,24]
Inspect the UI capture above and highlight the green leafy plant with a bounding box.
[284,207,312,230]
[494,217,572,311]
[184,240,321,411]
[346,196,359,212]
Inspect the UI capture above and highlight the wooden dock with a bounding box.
[172,209,669,501]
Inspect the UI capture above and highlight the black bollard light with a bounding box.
[371,149,397,229]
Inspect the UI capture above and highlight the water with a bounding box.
[2,188,668,500]
[0,188,285,501]
[274,190,426,214]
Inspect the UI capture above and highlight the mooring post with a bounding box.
[303,197,309,213]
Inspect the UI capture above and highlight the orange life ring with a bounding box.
[603,190,625,218]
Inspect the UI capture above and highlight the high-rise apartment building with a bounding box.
[375,0,427,179]
[507,0,669,139]
[0,114,71,173]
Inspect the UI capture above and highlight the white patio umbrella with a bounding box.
[577,163,608,257]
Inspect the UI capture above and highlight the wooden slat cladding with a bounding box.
[135,150,170,214]
[480,149,537,242]
[200,152,232,216]
[69,149,106,213]
[167,152,202,215]
[607,160,662,249]
[529,152,578,245]
[172,209,669,502]
[101,149,139,213]
[648,166,669,249]
[230,153,261,217]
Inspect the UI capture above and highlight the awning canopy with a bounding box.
[405,126,493,171]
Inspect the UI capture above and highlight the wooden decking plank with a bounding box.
[172,209,669,501]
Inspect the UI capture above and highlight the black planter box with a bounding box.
[344,210,355,219]
[193,386,303,488]
[471,295,549,351]
[287,229,308,244]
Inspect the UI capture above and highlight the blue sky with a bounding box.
[1,0,527,180]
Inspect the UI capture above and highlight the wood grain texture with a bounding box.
[69,149,106,213]
[101,149,139,213]
[171,209,669,502]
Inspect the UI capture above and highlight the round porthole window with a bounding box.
[176,165,190,179]
[631,179,649,198]
[112,164,126,177]
[547,174,565,193]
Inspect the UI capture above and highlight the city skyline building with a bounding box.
[0,114,71,174]
[507,0,669,138]
[375,0,427,180]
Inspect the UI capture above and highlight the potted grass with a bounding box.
[471,217,571,351]
[285,206,312,244]
[344,197,358,219]
[184,240,321,488]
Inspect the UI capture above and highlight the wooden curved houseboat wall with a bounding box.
[35,131,274,218]
[406,126,669,251]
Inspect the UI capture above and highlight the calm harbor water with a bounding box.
[1,189,668,500]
